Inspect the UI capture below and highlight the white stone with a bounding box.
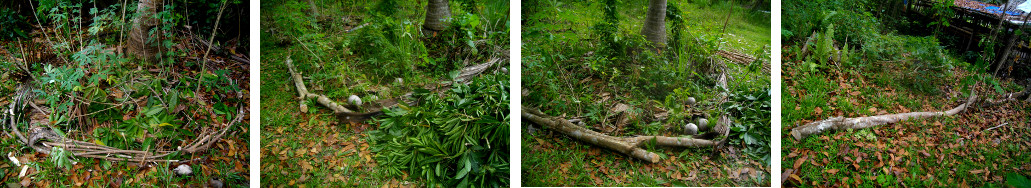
[173,164,193,176]
[684,123,698,135]
[697,118,709,131]
[348,95,362,106]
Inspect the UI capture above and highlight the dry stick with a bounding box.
[522,106,716,163]
[985,123,1008,131]
[790,93,978,141]
[197,0,230,94]
[292,35,327,66]
[18,105,247,163]
[992,12,1031,76]
[118,0,128,56]
[716,5,735,51]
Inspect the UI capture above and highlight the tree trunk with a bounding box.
[308,0,319,17]
[641,0,667,49]
[128,0,163,63]
[423,0,451,35]
[993,31,1017,76]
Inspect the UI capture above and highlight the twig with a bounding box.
[197,0,230,94]
[985,123,1008,131]
[291,35,327,66]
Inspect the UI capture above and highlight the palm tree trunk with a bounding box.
[423,0,451,35]
[308,0,319,17]
[128,0,163,63]
[641,0,667,49]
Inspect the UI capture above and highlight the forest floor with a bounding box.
[259,0,510,187]
[521,1,771,187]
[0,20,250,188]
[781,36,1031,187]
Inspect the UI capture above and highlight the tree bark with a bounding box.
[308,0,320,17]
[423,0,451,35]
[522,107,716,163]
[128,0,164,63]
[994,31,1017,76]
[641,0,667,48]
[790,93,977,141]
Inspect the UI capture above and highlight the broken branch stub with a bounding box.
[790,93,977,141]
[522,106,716,163]
[285,56,354,114]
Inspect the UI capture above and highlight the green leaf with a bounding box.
[1007,173,1031,188]
[144,107,164,117]
[455,156,471,179]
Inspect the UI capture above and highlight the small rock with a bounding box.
[209,178,224,188]
[684,123,698,135]
[697,118,709,131]
[686,97,696,106]
[501,67,509,73]
[173,164,192,176]
[348,95,362,106]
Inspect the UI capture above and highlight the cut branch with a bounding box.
[285,56,354,114]
[285,55,502,123]
[790,93,977,140]
[522,106,716,163]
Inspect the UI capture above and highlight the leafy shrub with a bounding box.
[665,1,686,59]
[370,74,510,187]
[593,0,623,59]
[347,14,425,80]
[726,87,772,164]
[374,0,398,17]
[0,8,29,39]
[271,0,318,37]
[783,0,878,45]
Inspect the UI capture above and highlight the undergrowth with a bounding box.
[260,0,510,187]
[523,0,771,186]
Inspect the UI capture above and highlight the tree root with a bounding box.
[790,93,978,141]
[522,107,717,163]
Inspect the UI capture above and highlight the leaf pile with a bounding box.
[370,73,510,187]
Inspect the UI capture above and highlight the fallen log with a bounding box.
[790,93,977,140]
[522,107,717,163]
